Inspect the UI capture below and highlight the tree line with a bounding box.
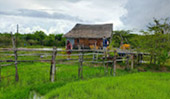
[0,31,66,47]
[111,18,170,66]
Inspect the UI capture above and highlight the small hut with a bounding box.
[64,23,113,49]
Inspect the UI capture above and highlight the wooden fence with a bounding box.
[0,32,135,82]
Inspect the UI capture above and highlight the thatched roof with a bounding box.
[64,23,113,38]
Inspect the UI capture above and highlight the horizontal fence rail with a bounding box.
[0,48,150,55]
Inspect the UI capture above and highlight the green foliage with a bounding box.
[112,30,130,47]
[131,18,170,65]
[27,39,38,45]
[147,18,170,34]
[43,34,56,46]
[0,31,66,47]
[157,50,169,65]
[0,33,12,47]
[34,31,47,45]
[111,30,139,48]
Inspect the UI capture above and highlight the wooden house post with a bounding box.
[50,47,57,82]
[11,32,19,82]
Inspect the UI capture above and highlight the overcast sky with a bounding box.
[0,0,170,34]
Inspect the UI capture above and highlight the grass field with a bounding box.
[0,62,170,99]
[1,50,170,99]
[0,61,129,99]
[45,72,170,99]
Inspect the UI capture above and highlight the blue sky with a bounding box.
[0,0,169,34]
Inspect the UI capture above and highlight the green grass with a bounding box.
[0,61,129,99]
[1,62,170,99]
[45,72,170,99]
[1,51,170,99]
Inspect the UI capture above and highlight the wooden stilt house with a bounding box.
[64,23,113,49]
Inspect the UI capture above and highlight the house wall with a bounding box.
[74,38,103,49]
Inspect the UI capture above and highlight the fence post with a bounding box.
[11,32,19,82]
[131,54,134,70]
[78,45,81,78]
[81,49,84,79]
[78,46,83,79]
[103,52,106,75]
[93,43,96,61]
[96,49,98,61]
[50,47,57,82]
[126,54,130,70]
[0,65,1,82]
[113,50,117,76]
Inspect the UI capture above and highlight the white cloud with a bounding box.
[0,0,128,34]
[0,15,75,34]
[121,0,170,31]
[0,0,169,34]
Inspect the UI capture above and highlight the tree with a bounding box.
[135,18,170,65]
[111,30,138,48]
[55,34,63,41]
[26,34,34,41]
[0,32,66,48]
[147,18,170,34]
[34,31,47,45]
[43,34,56,46]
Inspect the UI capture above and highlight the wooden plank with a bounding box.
[0,48,151,55]
[0,60,51,62]
[0,63,14,67]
